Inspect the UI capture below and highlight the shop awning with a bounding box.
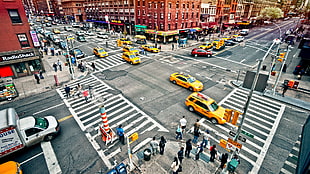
[193,27,202,31]
[135,25,147,29]
[189,29,196,32]
[145,30,179,36]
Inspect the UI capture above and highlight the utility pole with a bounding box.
[66,35,75,79]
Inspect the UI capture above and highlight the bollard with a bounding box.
[54,75,60,86]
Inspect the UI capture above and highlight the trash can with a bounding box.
[144,149,152,161]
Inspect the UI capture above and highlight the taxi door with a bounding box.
[176,76,188,88]
[194,100,210,118]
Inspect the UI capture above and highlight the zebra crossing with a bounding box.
[198,88,285,173]
[280,135,300,174]
[56,74,168,168]
[84,53,125,72]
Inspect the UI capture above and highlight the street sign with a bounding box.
[241,130,254,138]
[227,138,242,150]
[228,131,246,142]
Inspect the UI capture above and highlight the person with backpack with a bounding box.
[159,136,167,155]
[116,125,125,145]
[171,157,180,174]
[192,127,201,144]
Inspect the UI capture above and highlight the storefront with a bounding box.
[145,30,179,44]
[0,48,44,78]
[86,19,109,29]
[135,25,147,35]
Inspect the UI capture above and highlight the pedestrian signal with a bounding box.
[224,109,233,122]
[279,53,285,58]
[231,111,241,125]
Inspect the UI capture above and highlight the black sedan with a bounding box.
[225,39,236,46]
[77,36,86,42]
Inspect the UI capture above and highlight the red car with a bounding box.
[191,48,212,57]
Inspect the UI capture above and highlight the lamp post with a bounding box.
[66,35,75,79]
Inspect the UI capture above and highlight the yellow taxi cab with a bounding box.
[199,42,213,50]
[123,46,139,55]
[221,37,231,41]
[93,47,108,58]
[141,45,160,53]
[53,28,61,34]
[212,40,220,45]
[122,52,141,64]
[169,72,203,91]
[185,92,227,124]
[0,161,23,174]
[117,38,132,45]
[230,34,240,39]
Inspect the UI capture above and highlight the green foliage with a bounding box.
[259,7,284,20]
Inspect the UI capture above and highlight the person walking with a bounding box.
[57,59,63,71]
[34,73,40,84]
[44,47,48,55]
[192,127,201,144]
[76,83,82,97]
[159,136,167,155]
[64,85,71,98]
[83,90,89,102]
[172,43,174,51]
[53,62,58,72]
[175,125,182,140]
[282,84,289,97]
[91,62,96,71]
[201,134,210,149]
[185,139,192,158]
[150,136,159,156]
[116,125,125,145]
[195,144,204,160]
[170,157,180,174]
[177,147,184,163]
[159,45,161,51]
[39,69,44,79]
[194,119,201,130]
[210,145,217,162]
[179,116,187,134]
[50,47,55,56]
[220,153,229,169]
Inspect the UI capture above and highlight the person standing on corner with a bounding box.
[195,144,204,160]
[150,136,159,156]
[175,125,182,140]
[170,157,180,174]
[64,85,71,98]
[34,73,40,84]
[116,125,125,145]
[220,153,229,169]
[57,59,63,71]
[192,127,201,144]
[159,136,167,155]
[185,139,192,158]
[282,84,289,97]
[210,144,217,162]
[172,43,175,51]
[179,116,187,134]
[53,62,58,72]
[177,147,184,163]
[91,62,96,71]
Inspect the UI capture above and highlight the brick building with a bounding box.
[63,0,85,22]
[0,0,43,78]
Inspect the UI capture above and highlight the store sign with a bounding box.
[111,20,121,23]
[30,31,40,47]
[0,52,35,62]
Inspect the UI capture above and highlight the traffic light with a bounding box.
[129,132,138,144]
[231,111,242,125]
[277,53,285,62]
[224,109,233,122]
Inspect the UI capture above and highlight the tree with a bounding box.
[259,7,284,20]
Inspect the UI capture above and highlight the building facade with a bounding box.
[0,0,43,78]
[63,0,85,22]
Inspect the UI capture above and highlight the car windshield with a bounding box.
[98,49,106,53]
[149,46,155,49]
[188,77,196,83]
[208,101,219,112]
[129,48,136,51]
[35,117,48,129]
[74,50,82,54]
[129,55,137,58]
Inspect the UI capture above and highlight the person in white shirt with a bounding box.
[179,116,187,134]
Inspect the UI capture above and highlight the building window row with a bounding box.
[8,9,22,24]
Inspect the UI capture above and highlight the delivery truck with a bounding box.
[0,108,60,158]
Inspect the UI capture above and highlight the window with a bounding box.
[148,2,151,8]
[176,13,178,19]
[14,62,27,74]
[154,13,157,19]
[175,23,178,29]
[142,0,145,6]
[137,0,140,6]
[187,3,189,8]
[160,13,163,19]
[17,34,30,48]
[28,60,41,72]
[168,24,170,30]
[168,3,171,8]
[155,3,157,8]
[182,13,184,19]
[8,9,22,23]
[168,13,171,20]
[176,3,179,8]
[192,13,194,18]
[192,2,194,8]
[196,13,199,18]
[137,10,140,15]
[25,128,42,137]
[183,4,185,8]
[161,2,164,8]
[177,76,186,82]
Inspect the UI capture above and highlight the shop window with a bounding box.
[28,60,41,72]
[8,9,22,24]
[14,63,27,74]
[17,34,30,48]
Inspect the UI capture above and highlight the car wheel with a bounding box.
[44,133,56,141]
[172,80,177,84]
[130,61,133,65]
[210,118,218,124]
[189,87,194,91]
[188,106,195,112]
[7,97,12,101]
[207,54,211,58]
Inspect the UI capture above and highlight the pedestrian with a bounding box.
[64,85,71,98]
[50,47,55,56]
[34,73,40,84]
[232,154,240,164]
[91,62,96,71]
[195,144,204,160]
[83,90,89,102]
[282,84,289,97]
[201,133,210,149]
[194,119,201,130]
[159,45,161,51]
[57,59,63,71]
[150,136,159,155]
[192,127,201,144]
[76,83,82,97]
[175,125,182,140]
[170,157,180,174]
[185,139,192,158]
[210,145,217,162]
[106,41,108,48]
[44,47,48,55]
[116,125,125,145]
[172,43,174,50]
[39,69,44,79]
[220,153,229,169]
[53,62,58,72]
[177,147,184,163]
[159,136,167,155]
[179,116,187,134]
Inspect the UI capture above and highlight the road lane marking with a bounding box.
[240,59,246,63]
[58,115,73,122]
[33,103,65,115]
[213,55,252,67]
[20,152,44,165]
[41,141,62,174]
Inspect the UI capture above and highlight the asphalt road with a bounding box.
[1,18,308,174]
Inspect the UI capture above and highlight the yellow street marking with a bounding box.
[58,115,73,122]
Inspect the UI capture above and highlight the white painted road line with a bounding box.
[20,152,44,165]
[33,103,65,115]
[41,141,62,174]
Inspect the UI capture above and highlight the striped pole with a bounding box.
[100,105,111,134]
